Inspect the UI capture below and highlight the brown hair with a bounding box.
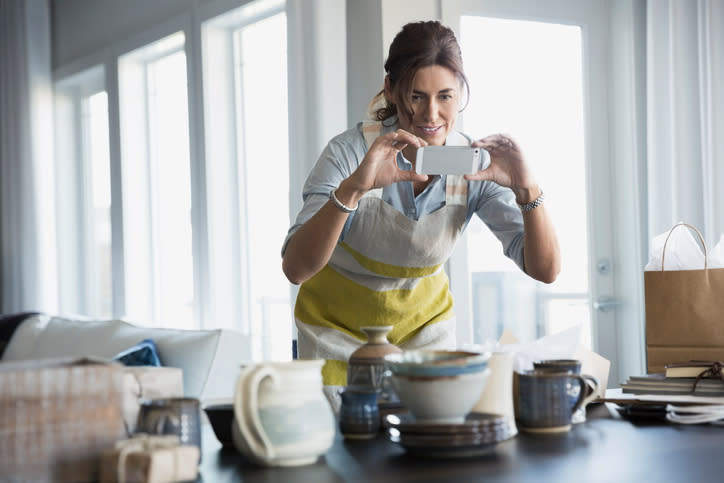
[376,21,470,123]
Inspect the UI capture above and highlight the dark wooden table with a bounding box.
[198,404,724,482]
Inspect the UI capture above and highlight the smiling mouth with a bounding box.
[419,125,442,135]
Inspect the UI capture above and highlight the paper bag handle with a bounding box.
[661,222,707,271]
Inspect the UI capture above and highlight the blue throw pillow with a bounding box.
[112,338,162,366]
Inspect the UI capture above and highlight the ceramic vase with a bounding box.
[338,387,380,439]
[347,326,401,391]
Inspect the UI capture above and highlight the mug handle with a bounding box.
[234,365,279,462]
[570,374,599,414]
[568,374,595,414]
[580,374,600,407]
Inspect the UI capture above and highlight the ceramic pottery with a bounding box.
[384,412,510,458]
[533,359,599,424]
[136,397,202,459]
[384,350,491,424]
[383,350,490,377]
[516,370,596,433]
[347,326,401,396]
[203,403,234,447]
[389,368,490,424]
[232,360,335,467]
[338,387,380,439]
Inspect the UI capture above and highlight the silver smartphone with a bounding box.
[415,146,483,175]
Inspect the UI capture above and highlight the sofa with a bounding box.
[0,313,251,403]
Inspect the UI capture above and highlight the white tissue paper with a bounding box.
[645,223,724,271]
[463,325,583,373]
[463,324,610,397]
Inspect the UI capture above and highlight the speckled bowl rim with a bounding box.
[383,350,490,376]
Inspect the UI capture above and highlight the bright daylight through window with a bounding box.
[459,16,591,346]
[203,0,290,359]
[119,32,194,329]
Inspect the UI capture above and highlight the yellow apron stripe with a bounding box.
[295,264,454,346]
[321,359,348,386]
[339,242,443,278]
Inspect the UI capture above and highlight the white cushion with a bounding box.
[2,314,250,402]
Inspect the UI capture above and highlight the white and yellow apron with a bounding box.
[295,121,471,385]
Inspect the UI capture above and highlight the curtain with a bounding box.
[647,0,724,247]
[0,0,57,313]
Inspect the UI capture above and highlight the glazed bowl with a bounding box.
[383,350,491,423]
[203,403,234,447]
[383,350,490,377]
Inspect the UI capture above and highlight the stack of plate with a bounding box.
[385,412,510,458]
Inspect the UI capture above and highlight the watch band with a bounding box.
[518,190,545,212]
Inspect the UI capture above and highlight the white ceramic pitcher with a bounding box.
[232,359,335,467]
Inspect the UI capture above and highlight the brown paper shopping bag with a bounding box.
[644,223,724,374]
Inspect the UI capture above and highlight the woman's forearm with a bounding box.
[521,203,561,284]
[282,183,366,285]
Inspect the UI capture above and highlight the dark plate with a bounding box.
[204,403,234,447]
[389,427,508,447]
[389,431,499,458]
[384,412,507,435]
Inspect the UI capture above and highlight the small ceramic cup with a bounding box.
[338,387,380,439]
[516,370,596,434]
[136,397,202,461]
[533,359,599,424]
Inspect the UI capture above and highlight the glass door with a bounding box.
[442,0,618,376]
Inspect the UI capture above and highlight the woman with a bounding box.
[282,21,560,387]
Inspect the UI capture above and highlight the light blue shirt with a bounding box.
[283,119,526,271]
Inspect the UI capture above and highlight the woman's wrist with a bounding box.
[330,180,366,213]
[513,185,542,205]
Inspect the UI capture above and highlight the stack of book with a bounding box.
[621,361,724,397]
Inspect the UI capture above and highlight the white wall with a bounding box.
[345,0,441,127]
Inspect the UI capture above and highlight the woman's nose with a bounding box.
[422,99,438,121]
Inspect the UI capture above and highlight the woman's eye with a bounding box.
[439,94,452,101]
[411,95,422,102]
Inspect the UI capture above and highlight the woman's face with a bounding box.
[392,64,461,147]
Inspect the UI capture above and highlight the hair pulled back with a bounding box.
[376,21,469,123]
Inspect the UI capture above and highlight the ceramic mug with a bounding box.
[232,360,335,467]
[517,370,596,433]
[136,397,202,460]
[533,359,599,424]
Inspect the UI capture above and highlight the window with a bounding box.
[203,0,291,359]
[118,32,194,328]
[54,67,113,318]
[452,15,592,346]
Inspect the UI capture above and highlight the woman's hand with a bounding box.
[465,133,539,203]
[344,129,429,196]
[283,129,429,285]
